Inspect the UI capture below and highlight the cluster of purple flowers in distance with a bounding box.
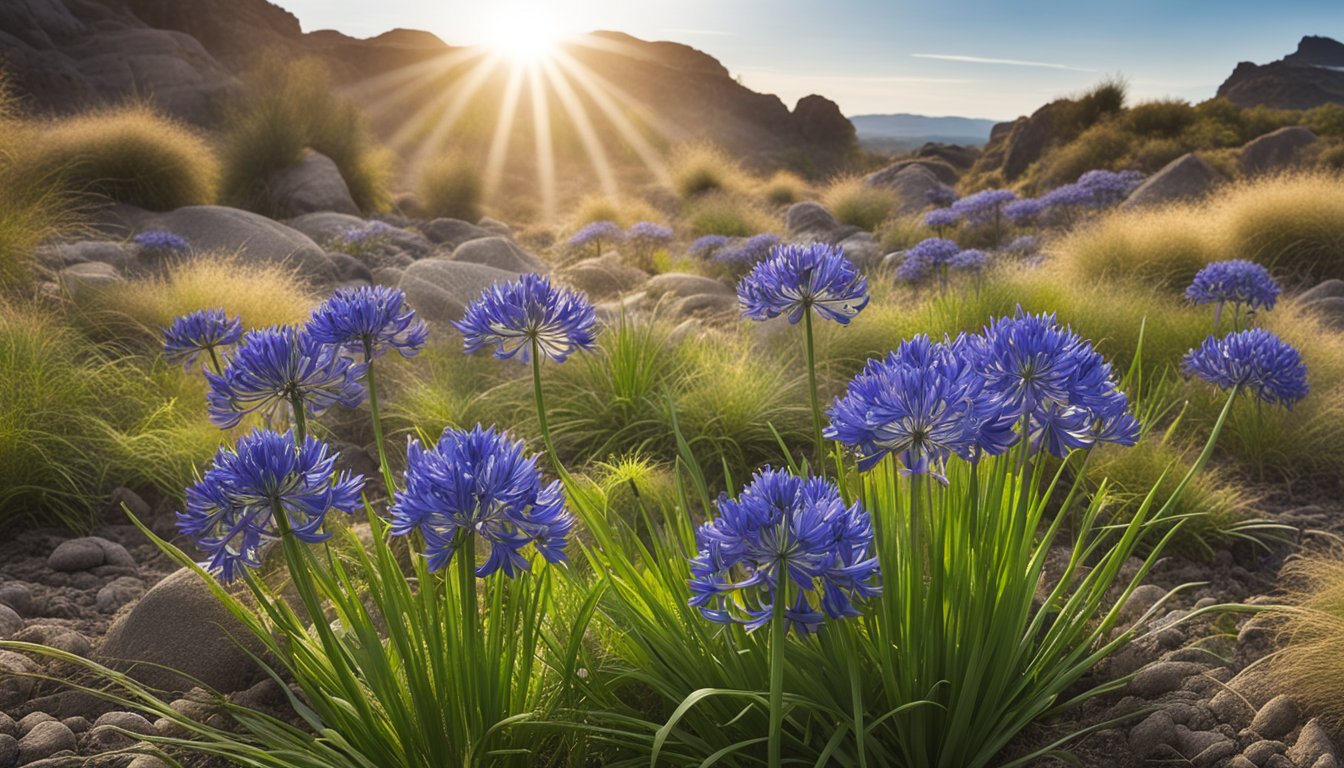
[1185,260,1281,314]
[206,326,366,429]
[926,185,958,208]
[714,233,782,275]
[1042,170,1145,211]
[307,285,428,362]
[688,467,880,635]
[1004,198,1045,224]
[339,220,396,247]
[689,234,730,258]
[163,309,243,371]
[924,208,960,231]
[389,424,573,576]
[133,231,190,253]
[737,242,869,325]
[896,237,964,283]
[1183,329,1308,408]
[568,220,623,254]
[456,273,597,363]
[177,429,364,581]
[950,249,989,271]
[950,188,1016,224]
[626,221,674,245]
[827,309,1140,472]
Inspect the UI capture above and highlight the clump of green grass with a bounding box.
[569,194,661,229]
[878,215,935,254]
[821,176,897,231]
[0,77,68,288]
[760,171,809,207]
[220,55,391,215]
[29,103,218,211]
[669,143,749,200]
[686,192,777,237]
[419,156,484,221]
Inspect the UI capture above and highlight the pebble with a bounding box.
[1128,711,1175,758]
[0,605,20,639]
[1177,725,1230,756]
[96,576,145,613]
[1243,740,1287,764]
[1250,695,1300,741]
[1227,757,1257,768]
[1209,689,1255,730]
[46,539,106,572]
[1192,739,1238,766]
[1121,584,1168,620]
[127,755,172,768]
[0,712,14,737]
[56,717,86,735]
[1288,718,1335,766]
[1265,755,1295,768]
[0,585,33,618]
[16,713,54,738]
[1127,661,1209,698]
[0,734,15,768]
[16,721,75,763]
[89,712,155,750]
[0,651,38,709]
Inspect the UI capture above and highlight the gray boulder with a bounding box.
[1300,279,1344,304]
[327,252,374,283]
[477,217,514,237]
[863,158,959,187]
[47,537,134,572]
[1303,296,1344,329]
[1123,154,1222,209]
[837,232,882,270]
[136,206,336,283]
[16,720,75,764]
[0,604,20,639]
[786,202,841,240]
[398,260,519,327]
[97,568,270,694]
[283,212,366,244]
[35,241,135,273]
[263,150,360,218]
[56,262,123,301]
[871,165,946,215]
[421,218,492,249]
[1250,695,1300,741]
[450,236,546,274]
[557,254,648,299]
[1241,127,1318,177]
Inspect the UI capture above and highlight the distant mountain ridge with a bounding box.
[849,113,997,154]
[1217,35,1344,109]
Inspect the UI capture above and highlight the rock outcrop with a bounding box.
[1217,36,1344,110]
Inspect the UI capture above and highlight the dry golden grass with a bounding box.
[0,80,69,287]
[1272,552,1344,728]
[668,143,752,200]
[29,103,218,211]
[760,171,810,207]
[821,176,897,232]
[419,156,484,221]
[685,192,779,237]
[568,194,662,229]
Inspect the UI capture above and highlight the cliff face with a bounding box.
[1217,36,1344,110]
[0,0,854,166]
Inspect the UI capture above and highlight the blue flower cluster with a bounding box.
[206,326,366,429]
[689,234,730,258]
[568,221,623,251]
[827,310,1139,473]
[923,208,960,230]
[951,188,1016,224]
[339,221,396,247]
[390,425,573,576]
[308,285,428,361]
[688,468,880,635]
[1004,198,1045,224]
[163,309,243,371]
[177,429,364,581]
[896,237,983,283]
[737,242,869,325]
[456,273,597,363]
[626,221,673,244]
[133,230,190,253]
[1183,329,1308,407]
[713,233,782,275]
[1042,170,1144,210]
[1185,260,1280,313]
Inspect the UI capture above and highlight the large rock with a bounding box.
[1303,296,1344,330]
[1240,127,1318,176]
[1300,279,1344,304]
[793,94,856,149]
[57,262,124,301]
[136,206,336,283]
[97,568,270,694]
[557,254,648,299]
[263,149,360,217]
[449,236,546,274]
[876,165,949,216]
[47,536,134,572]
[786,202,840,240]
[397,260,518,327]
[16,720,75,764]
[1122,154,1222,209]
[283,212,366,244]
[863,158,959,187]
[34,241,135,273]
[420,218,492,249]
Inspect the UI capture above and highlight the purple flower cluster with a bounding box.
[133,231,190,253]
[163,309,243,371]
[177,429,364,581]
[951,188,1016,224]
[1003,198,1045,224]
[713,233,782,276]
[456,273,597,363]
[307,285,428,362]
[896,238,979,283]
[923,208,960,230]
[1042,170,1144,210]
[737,242,869,325]
[1185,260,1280,314]
[568,221,623,253]
[688,468,880,635]
[339,221,396,247]
[1183,329,1308,407]
[689,234,730,258]
[827,310,1140,473]
[626,221,673,245]
[390,425,573,576]
[206,326,366,429]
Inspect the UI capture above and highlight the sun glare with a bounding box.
[486,10,564,64]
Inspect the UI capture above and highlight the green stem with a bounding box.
[530,339,558,467]
[363,350,397,500]
[289,394,307,446]
[802,310,825,471]
[457,533,480,734]
[768,566,789,768]
[206,347,223,377]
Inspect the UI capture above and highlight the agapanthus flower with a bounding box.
[568,221,623,252]
[340,220,395,246]
[896,237,961,283]
[307,285,428,361]
[177,429,363,581]
[714,233,782,275]
[976,309,1139,456]
[689,234,730,257]
[1076,169,1144,206]
[1182,329,1309,407]
[950,249,989,271]
[688,468,880,635]
[133,231,190,253]
[1004,198,1045,223]
[926,185,958,208]
[626,221,674,244]
[826,335,1015,474]
[923,208,960,230]
[737,242,869,325]
[163,309,243,371]
[206,326,365,429]
[951,188,1016,224]
[1184,260,1280,314]
[389,424,573,576]
[455,273,597,363]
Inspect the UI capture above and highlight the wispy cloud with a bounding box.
[911,53,1096,73]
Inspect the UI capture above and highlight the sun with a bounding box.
[484,9,565,64]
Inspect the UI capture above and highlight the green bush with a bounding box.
[220,55,391,214]
[418,156,484,221]
[669,143,749,200]
[30,103,217,211]
[1125,99,1198,138]
[821,176,897,231]
[686,192,776,237]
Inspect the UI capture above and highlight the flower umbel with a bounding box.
[688,468,880,635]
[133,230,190,253]
[1182,329,1309,407]
[307,285,429,361]
[206,326,365,429]
[389,424,574,577]
[455,273,597,363]
[737,242,869,325]
[163,309,243,371]
[1185,260,1281,313]
[177,429,364,581]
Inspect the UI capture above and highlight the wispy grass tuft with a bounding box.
[419,156,484,221]
[669,143,749,200]
[821,176,897,231]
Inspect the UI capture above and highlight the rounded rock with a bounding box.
[0,605,21,639]
[16,713,54,738]
[16,721,75,763]
[1129,710,1176,758]
[1250,695,1300,741]
[1288,718,1335,767]
[0,734,15,768]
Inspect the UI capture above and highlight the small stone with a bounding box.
[16,713,54,737]
[1177,726,1230,756]
[1129,711,1176,758]
[12,626,91,658]
[1122,584,1168,621]
[0,605,20,639]
[1250,696,1300,741]
[0,734,15,768]
[96,576,146,613]
[127,754,172,768]
[16,721,75,763]
[1265,755,1294,768]
[1127,661,1209,698]
[1314,756,1341,768]
[1227,757,1257,768]
[46,538,107,571]
[1243,740,1287,764]
[1289,718,1335,766]
[0,585,34,617]
[1192,739,1238,766]
[56,717,86,735]
[0,713,13,738]
[89,712,155,750]
[1209,689,1256,730]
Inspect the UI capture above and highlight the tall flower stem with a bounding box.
[289,394,307,446]
[457,533,480,727]
[767,568,789,768]
[803,311,825,470]
[206,347,223,377]
[530,339,558,467]
[362,349,397,499]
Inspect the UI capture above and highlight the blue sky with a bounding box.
[280,0,1342,119]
